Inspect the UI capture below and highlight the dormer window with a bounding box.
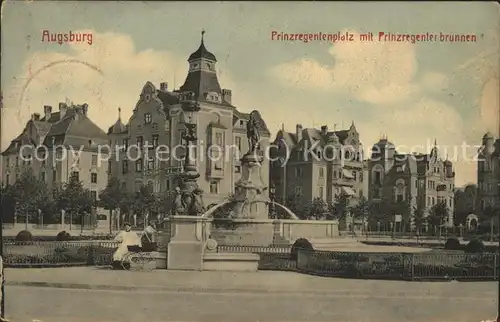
[239,120,245,127]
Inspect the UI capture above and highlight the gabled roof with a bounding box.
[2,104,107,155]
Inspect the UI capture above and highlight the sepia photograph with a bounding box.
[0,1,499,321]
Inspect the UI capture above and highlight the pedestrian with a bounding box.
[142,220,158,252]
[112,222,141,269]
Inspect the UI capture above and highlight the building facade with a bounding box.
[477,132,500,213]
[270,123,366,212]
[1,102,110,221]
[367,138,455,228]
[107,33,271,206]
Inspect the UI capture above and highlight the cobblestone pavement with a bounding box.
[4,267,498,321]
[6,284,496,322]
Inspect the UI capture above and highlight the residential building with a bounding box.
[368,138,455,228]
[107,32,271,205]
[477,131,500,213]
[454,184,477,225]
[1,102,110,221]
[269,122,366,211]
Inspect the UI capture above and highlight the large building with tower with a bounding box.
[477,131,500,214]
[107,32,271,205]
[367,138,455,228]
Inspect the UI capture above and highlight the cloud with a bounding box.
[1,30,235,151]
[269,29,419,105]
[479,77,500,134]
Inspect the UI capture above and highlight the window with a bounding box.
[122,139,129,151]
[152,123,158,131]
[165,179,171,191]
[91,155,98,166]
[15,156,19,167]
[427,196,431,206]
[52,170,57,182]
[40,172,45,182]
[396,194,404,203]
[144,113,152,124]
[135,159,143,172]
[319,167,324,178]
[91,173,97,184]
[122,160,128,174]
[295,167,303,178]
[319,186,324,198]
[235,137,242,151]
[333,170,337,179]
[234,165,241,173]
[352,171,357,181]
[295,186,302,195]
[164,121,170,132]
[148,157,155,170]
[5,157,9,167]
[374,171,381,185]
[90,191,97,202]
[137,136,143,149]
[215,132,223,146]
[359,172,363,182]
[152,135,159,149]
[71,171,79,181]
[209,180,219,194]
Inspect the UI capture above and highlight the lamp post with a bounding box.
[171,91,204,216]
[269,184,276,219]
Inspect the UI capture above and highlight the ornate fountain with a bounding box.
[208,113,277,246]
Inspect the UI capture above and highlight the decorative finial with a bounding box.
[118,107,122,119]
[434,138,437,146]
[333,124,337,131]
[201,29,205,43]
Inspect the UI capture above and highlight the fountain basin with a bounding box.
[210,219,277,247]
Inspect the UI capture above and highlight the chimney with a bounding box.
[31,113,41,121]
[160,82,168,91]
[320,125,328,135]
[74,106,83,120]
[82,103,88,116]
[43,105,52,121]
[222,89,232,105]
[296,124,303,142]
[59,102,67,119]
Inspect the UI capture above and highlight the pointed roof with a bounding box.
[188,30,217,62]
[108,107,127,135]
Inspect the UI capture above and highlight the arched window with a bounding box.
[395,179,406,202]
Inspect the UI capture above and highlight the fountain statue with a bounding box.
[230,113,269,220]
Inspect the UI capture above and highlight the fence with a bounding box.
[4,241,120,268]
[296,249,498,281]
[216,244,296,271]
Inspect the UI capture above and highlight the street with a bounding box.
[6,284,496,322]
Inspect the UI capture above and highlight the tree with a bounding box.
[99,177,124,233]
[352,197,369,221]
[306,197,329,220]
[0,184,16,223]
[329,194,351,220]
[366,199,391,230]
[132,183,159,227]
[412,204,427,236]
[285,192,305,219]
[56,172,95,231]
[428,201,449,238]
[481,206,497,241]
[11,169,50,230]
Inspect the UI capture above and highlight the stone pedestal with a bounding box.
[232,152,269,220]
[167,216,209,271]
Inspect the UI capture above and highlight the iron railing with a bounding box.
[296,249,498,281]
[4,241,120,267]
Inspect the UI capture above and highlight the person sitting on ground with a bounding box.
[112,222,141,269]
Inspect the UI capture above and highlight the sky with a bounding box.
[1,1,499,187]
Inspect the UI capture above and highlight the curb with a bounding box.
[5,281,312,295]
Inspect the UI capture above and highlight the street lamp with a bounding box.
[269,184,276,219]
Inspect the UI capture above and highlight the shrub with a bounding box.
[290,238,314,261]
[465,239,485,253]
[56,231,72,241]
[444,237,461,250]
[15,230,33,242]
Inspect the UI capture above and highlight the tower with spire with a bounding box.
[105,31,271,206]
